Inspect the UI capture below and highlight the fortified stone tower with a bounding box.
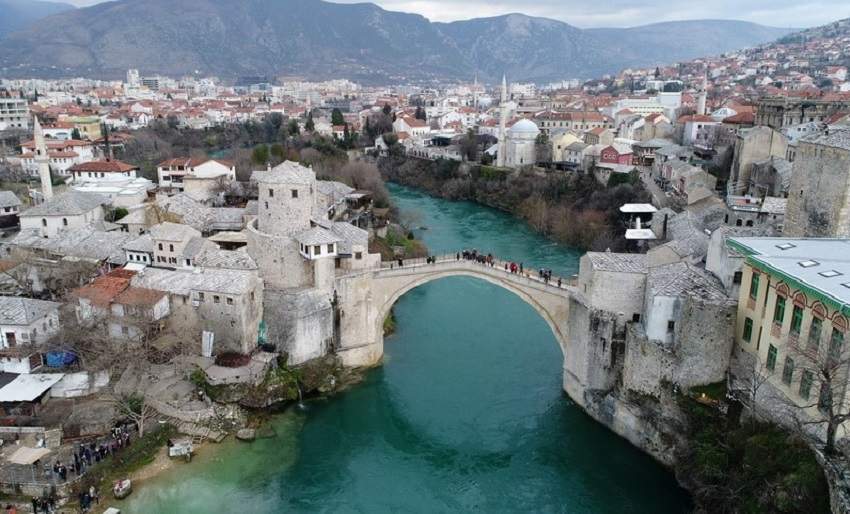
[248,161,318,290]
[257,161,316,236]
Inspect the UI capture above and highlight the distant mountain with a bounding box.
[0,0,797,83]
[586,20,798,71]
[0,0,75,38]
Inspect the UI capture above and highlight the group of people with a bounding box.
[29,495,56,513]
[537,268,561,287]
[457,249,496,266]
[77,485,99,512]
[73,426,133,477]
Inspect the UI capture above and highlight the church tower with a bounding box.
[33,116,53,201]
[497,75,508,168]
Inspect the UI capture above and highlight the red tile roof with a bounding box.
[69,160,137,173]
[722,112,756,125]
[113,287,166,307]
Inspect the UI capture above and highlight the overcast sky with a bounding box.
[59,0,850,28]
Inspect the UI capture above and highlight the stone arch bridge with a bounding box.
[333,255,579,368]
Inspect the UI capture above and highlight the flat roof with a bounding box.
[728,237,850,315]
[620,203,658,214]
[0,373,64,402]
[626,229,657,240]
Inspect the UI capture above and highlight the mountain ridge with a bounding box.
[0,0,76,38]
[0,0,797,83]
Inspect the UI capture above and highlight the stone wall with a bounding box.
[263,288,334,365]
[247,218,312,290]
[785,141,850,237]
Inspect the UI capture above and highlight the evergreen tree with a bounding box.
[305,112,315,132]
[331,108,345,126]
[287,119,300,136]
[251,144,270,165]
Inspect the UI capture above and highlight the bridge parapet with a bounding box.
[373,254,577,296]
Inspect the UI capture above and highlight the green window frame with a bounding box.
[808,317,823,352]
[782,356,795,385]
[790,305,803,335]
[766,344,778,371]
[749,273,760,300]
[800,370,813,400]
[742,317,753,342]
[773,296,786,324]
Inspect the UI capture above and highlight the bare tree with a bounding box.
[788,329,850,455]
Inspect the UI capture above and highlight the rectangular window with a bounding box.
[291,189,299,198]
[197,292,205,302]
[766,344,778,371]
[667,320,675,333]
[269,188,274,197]
[809,317,823,352]
[791,305,803,334]
[773,296,786,324]
[782,356,795,385]
[327,244,334,254]
[314,245,321,255]
[226,297,233,305]
[733,271,742,285]
[158,243,163,251]
[355,252,362,260]
[749,273,760,300]
[214,296,220,304]
[800,370,813,400]
[743,317,753,342]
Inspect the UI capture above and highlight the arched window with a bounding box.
[793,292,808,308]
[745,220,754,227]
[776,283,791,298]
[833,314,848,332]
[62,218,68,226]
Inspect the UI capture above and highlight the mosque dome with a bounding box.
[508,119,540,138]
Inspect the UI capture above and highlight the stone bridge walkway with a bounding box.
[374,253,577,294]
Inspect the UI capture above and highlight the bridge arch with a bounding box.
[368,260,573,357]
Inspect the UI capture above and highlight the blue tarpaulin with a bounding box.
[45,351,77,368]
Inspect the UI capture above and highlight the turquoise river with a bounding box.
[123,183,691,513]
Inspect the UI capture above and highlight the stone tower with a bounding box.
[497,74,508,168]
[248,161,318,290]
[784,129,850,237]
[257,161,316,237]
[32,116,53,201]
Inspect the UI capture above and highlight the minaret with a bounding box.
[696,71,708,116]
[33,116,53,201]
[496,74,507,168]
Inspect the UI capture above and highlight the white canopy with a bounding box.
[0,374,64,402]
[7,446,50,465]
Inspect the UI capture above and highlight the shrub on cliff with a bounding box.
[679,398,829,514]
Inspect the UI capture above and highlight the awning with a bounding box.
[0,374,64,402]
[7,446,51,465]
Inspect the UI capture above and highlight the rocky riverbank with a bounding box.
[376,155,650,251]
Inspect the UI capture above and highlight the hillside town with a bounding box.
[1,13,850,514]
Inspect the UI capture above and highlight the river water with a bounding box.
[123,183,690,513]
